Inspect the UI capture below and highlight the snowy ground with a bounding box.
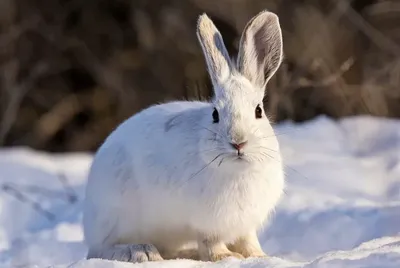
[0,115,399,268]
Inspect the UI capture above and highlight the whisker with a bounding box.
[259,152,310,180]
[258,146,280,153]
[218,157,225,166]
[197,147,225,154]
[195,124,224,140]
[259,131,298,139]
[253,127,293,141]
[185,153,225,183]
[254,124,313,140]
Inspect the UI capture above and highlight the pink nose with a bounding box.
[230,142,247,151]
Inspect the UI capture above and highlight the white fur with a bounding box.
[83,10,285,262]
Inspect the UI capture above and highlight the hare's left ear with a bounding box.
[197,14,233,89]
[236,11,283,89]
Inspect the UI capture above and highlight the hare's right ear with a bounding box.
[237,11,283,89]
[197,14,233,88]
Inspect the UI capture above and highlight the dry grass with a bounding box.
[0,0,399,152]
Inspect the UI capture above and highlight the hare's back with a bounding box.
[110,100,209,142]
[95,100,210,173]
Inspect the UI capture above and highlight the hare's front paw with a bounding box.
[210,251,244,262]
[129,244,164,262]
[88,243,163,263]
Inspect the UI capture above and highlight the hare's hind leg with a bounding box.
[87,244,163,263]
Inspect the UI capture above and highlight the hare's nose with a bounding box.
[230,141,247,151]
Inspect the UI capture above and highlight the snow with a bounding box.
[0,115,399,268]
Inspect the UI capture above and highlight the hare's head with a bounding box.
[197,11,283,165]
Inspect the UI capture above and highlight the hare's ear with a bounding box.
[197,14,233,88]
[237,11,283,89]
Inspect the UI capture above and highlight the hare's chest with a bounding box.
[190,169,283,240]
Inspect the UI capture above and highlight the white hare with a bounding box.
[83,10,284,263]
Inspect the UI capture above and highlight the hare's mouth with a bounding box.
[232,152,249,162]
[214,151,250,166]
[236,153,245,160]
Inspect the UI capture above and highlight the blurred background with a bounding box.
[0,0,399,152]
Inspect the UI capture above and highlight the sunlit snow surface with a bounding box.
[0,115,399,268]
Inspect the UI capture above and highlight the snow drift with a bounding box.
[0,115,399,268]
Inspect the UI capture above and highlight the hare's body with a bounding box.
[84,100,284,255]
[83,10,285,263]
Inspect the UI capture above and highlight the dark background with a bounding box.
[0,0,399,152]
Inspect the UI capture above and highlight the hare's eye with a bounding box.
[212,108,219,123]
[255,105,262,119]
